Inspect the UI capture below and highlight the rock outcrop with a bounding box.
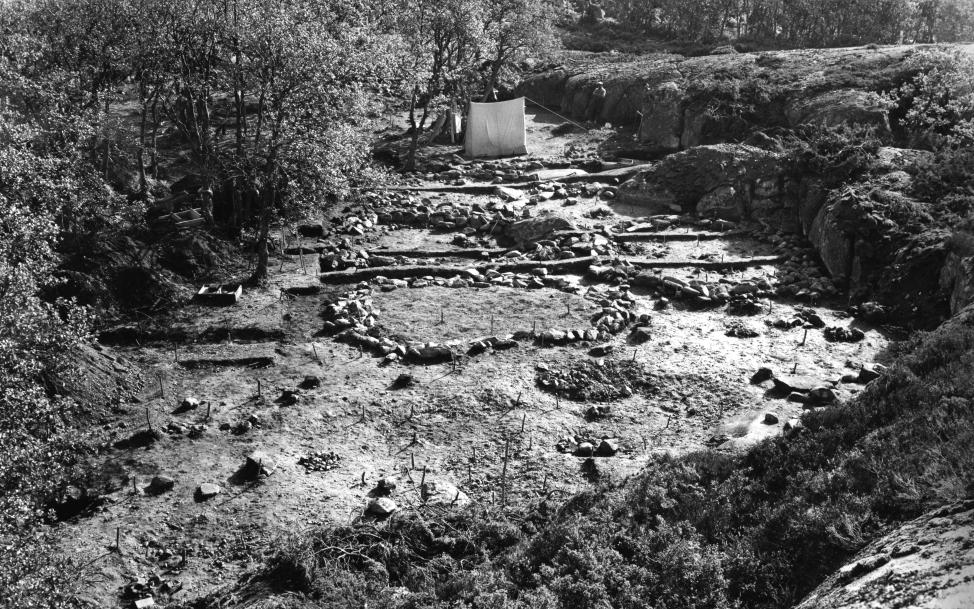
[617,144,787,222]
[797,500,974,609]
[618,142,955,325]
[517,45,974,152]
[940,226,974,315]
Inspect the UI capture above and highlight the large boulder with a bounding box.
[807,203,854,282]
[617,144,784,221]
[636,81,685,155]
[499,214,575,247]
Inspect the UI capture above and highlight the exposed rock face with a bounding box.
[784,89,891,135]
[636,81,684,154]
[516,45,974,145]
[940,229,974,315]
[617,144,785,221]
[620,142,954,325]
[796,500,974,609]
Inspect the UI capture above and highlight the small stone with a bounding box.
[299,375,321,389]
[276,390,300,406]
[391,373,415,389]
[595,439,619,457]
[179,397,200,411]
[195,483,221,501]
[589,344,613,357]
[134,598,156,609]
[146,476,175,495]
[857,363,887,384]
[575,442,594,457]
[763,412,779,425]
[377,477,397,493]
[786,392,807,403]
[367,497,397,517]
[245,451,276,478]
[807,386,837,405]
[631,327,652,344]
[750,367,774,384]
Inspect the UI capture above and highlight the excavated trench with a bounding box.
[69,110,915,607]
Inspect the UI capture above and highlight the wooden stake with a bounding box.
[410,453,415,469]
[500,437,510,507]
[800,329,808,346]
[145,407,152,433]
[205,402,211,422]
[520,413,526,433]
[632,349,637,362]
[115,527,121,554]
[792,362,798,374]
[257,378,262,397]
[158,375,164,398]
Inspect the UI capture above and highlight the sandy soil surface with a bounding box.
[61,109,893,607]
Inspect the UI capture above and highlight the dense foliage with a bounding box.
[0,60,97,609]
[584,0,974,48]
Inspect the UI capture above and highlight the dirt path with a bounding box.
[62,110,893,607]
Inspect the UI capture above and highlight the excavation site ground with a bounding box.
[67,110,893,605]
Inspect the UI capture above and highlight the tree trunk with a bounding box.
[150,97,159,177]
[102,95,111,179]
[137,89,149,198]
[405,86,421,171]
[251,186,272,283]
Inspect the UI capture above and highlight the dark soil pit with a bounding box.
[372,285,597,344]
[536,359,656,402]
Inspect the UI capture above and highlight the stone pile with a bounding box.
[298,450,342,473]
[555,435,621,457]
[761,230,840,299]
[336,210,379,237]
[536,359,650,402]
[824,325,866,342]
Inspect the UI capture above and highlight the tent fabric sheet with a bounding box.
[465,97,527,158]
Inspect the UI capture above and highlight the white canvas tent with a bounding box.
[464,97,527,158]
